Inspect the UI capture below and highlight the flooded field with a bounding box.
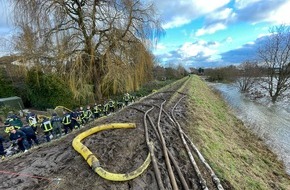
[210,83,290,175]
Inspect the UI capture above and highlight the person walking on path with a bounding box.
[40,117,54,142]
[62,110,72,134]
[51,113,63,138]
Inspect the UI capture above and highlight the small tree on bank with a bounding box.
[258,25,290,103]
[236,61,261,93]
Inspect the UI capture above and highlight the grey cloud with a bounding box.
[235,0,287,23]
[220,35,268,63]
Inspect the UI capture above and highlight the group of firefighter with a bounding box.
[0,93,134,158]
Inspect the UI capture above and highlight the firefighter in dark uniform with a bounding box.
[79,107,86,124]
[5,114,23,128]
[28,114,38,132]
[9,127,29,152]
[40,117,54,142]
[97,104,104,117]
[85,105,93,123]
[123,93,131,106]
[62,110,72,134]
[51,113,63,138]
[71,110,81,129]
[20,125,39,147]
[93,103,99,119]
[108,99,115,113]
[103,102,109,116]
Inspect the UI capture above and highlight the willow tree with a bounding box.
[11,0,164,101]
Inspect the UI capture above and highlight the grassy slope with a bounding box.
[185,75,290,189]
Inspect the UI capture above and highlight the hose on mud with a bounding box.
[144,107,165,190]
[171,96,209,190]
[132,106,190,190]
[158,100,179,190]
[72,123,151,181]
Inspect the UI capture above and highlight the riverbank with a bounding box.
[186,75,290,189]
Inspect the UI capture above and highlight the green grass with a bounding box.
[185,75,290,190]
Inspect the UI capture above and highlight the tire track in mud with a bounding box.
[0,77,224,190]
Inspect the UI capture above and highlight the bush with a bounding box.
[0,68,16,97]
[26,69,76,110]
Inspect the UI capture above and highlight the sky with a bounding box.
[152,0,290,69]
[0,0,290,69]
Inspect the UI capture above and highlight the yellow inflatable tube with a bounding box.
[72,123,151,181]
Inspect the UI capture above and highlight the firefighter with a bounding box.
[9,127,29,152]
[4,114,22,130]
[40,117,54,142]
[20,125,39,147]
[28,114,38,132]
[103,102,109,116]
[93,103,99,119]
[108,99,115,113]
[4,125,15,134]
[97,104,104,117]
[51,113,63,138]
[71,110,81,129]
[123,93,131,106]
[85,105,93,123]
[117,100,124,110]
[62,110,72,134]
[79,107,86,124]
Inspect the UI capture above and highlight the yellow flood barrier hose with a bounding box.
[72,123,151,181]
[54,106,73,112]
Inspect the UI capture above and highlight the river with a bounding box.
[209,83,290,175]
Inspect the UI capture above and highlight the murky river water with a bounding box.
[209,83,290,175]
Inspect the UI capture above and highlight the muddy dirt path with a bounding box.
[0,78,225,190]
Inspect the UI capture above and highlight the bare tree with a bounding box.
[236,61,260,93]
[258,25,290,102]
[10,0,164,100]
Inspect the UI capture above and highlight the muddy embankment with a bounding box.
[0,75,289,190]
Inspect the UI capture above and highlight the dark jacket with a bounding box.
[20,125,36,136]
[9,130,27,141]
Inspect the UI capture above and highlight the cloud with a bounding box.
[155,39,222,69]
[234,0,262,9]
[234,0,290,24]
[195,23,227,36]
[162,16,191,29]
[193,0,290,37]
[155,35,274,69]
[220,36,268,64]
[154,0,230,29]
[179,41,219,57]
